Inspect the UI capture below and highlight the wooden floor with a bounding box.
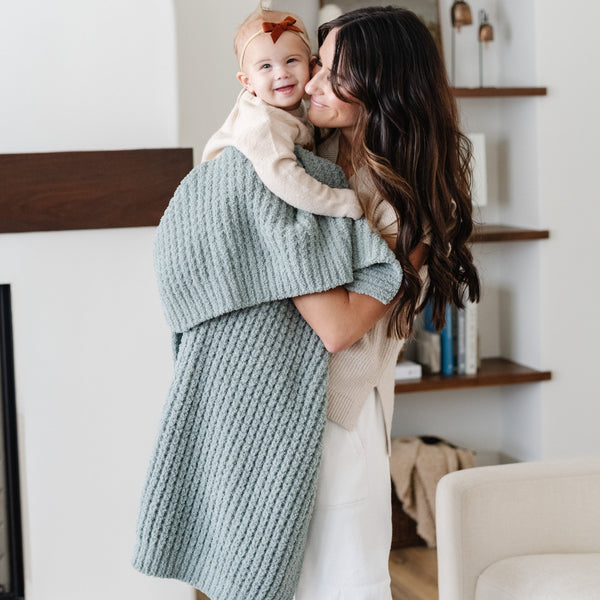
[390,547,438,600]
[196,546,438,600]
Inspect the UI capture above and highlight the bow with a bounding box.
[262,16,303,44]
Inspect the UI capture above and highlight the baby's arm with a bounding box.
[238,110,363,219]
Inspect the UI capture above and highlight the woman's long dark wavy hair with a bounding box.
[319,6,480,337]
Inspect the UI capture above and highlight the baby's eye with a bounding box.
[287,57,297,64]
[260,63,271,70]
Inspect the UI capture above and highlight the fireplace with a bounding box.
[0,285,24,599]
[0,148,193,598]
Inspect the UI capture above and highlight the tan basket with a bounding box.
[391,485,426,549]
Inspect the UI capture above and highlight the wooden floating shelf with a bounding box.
[472,224,550,243]
[453,87,547,98]
[394,357,551,394]
[0,148,193,233]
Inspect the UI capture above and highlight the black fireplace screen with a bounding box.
[0,285,24,598]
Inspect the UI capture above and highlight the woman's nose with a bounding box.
[305,67,321,94]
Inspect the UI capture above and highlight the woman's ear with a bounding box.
[237,71,255,94]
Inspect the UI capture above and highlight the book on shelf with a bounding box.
[455,297,478,375]
[464,298,478,375]
[423,298,435,333]
[415,329,440,374]
[440,303,453,375]
[417,300,441,374]
[456,304,466,374]
[395,360,422,381]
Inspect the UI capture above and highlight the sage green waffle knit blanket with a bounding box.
[132,146,402,600]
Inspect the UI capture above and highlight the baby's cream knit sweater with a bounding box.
[202,90,363,219]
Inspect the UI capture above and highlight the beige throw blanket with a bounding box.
[390,436,475,547]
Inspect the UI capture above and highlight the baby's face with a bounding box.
[237,31,310,111]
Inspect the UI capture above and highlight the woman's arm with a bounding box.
[293,286,388,354]
[293,242,429,353]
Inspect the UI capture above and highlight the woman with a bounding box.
[133,6,479,600]
[292,7,479,599]
[133,8,406,599]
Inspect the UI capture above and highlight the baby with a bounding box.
[202,8,363,219]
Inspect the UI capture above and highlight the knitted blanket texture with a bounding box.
[132,146,403,600]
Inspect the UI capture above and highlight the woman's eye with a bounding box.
[314,57,322,67]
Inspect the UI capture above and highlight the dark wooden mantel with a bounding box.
[0,148,193,233]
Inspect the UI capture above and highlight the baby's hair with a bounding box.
[234,6,310,65]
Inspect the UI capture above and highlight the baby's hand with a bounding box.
[341,189,364,220]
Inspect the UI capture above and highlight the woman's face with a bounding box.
[305,28,361,137]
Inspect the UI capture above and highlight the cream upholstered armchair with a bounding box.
[436,458,600,600]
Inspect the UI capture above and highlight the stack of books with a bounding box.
[409,297,479,377]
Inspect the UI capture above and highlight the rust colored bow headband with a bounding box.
[262,16,302,43]
[239,16,311,67]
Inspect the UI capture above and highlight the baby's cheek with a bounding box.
[299,66,312,86]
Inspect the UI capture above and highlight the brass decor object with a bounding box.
[450,1,473,84]
[451,0,472,30]
[478,9,494,86]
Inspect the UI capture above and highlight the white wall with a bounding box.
[1,0,178,153]
[0,1,192,599]
[536,1,600,458]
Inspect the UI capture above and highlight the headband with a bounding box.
[239,16,311,68]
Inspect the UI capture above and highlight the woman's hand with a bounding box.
[293,242,429,353]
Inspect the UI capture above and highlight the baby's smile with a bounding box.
[274,83,296,94]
